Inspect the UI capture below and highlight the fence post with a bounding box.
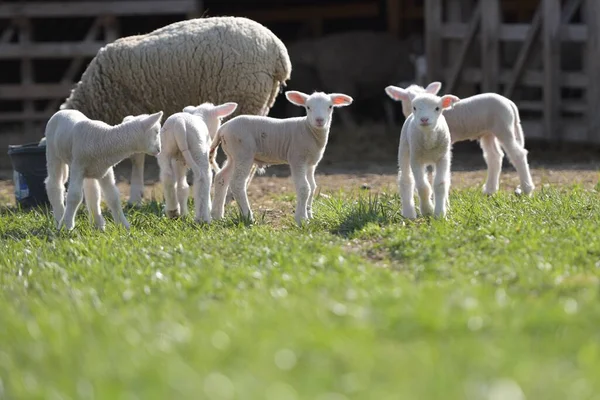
[425,0,442,83]
[542,0,561,140]
[480,0,500,93]
[585,0,600,141]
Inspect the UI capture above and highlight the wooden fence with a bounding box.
[0,0,201,136]
[425,0,600,143]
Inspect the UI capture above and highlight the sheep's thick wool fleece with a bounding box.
[61,17,291,124]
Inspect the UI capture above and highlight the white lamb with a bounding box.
[44,110,163,231]
[156,102,238,223]
[209,91,353,225]
[385,82,534,196]
[397,92,460,219]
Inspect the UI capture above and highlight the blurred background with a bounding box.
[0,0,598,173]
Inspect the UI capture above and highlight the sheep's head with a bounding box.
[285,91,353,130]
[410,93,459,132]
[385,81,442,118]
[183,102,238,139]
[123,111,163,156]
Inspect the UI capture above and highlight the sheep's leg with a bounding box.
[398,143,416,219]
[501,139,535,196]
[480,134,504,195]
[98,168,130,230]
[290,163,310,226]
[174,160,190,217]
[212,158,234,220]
[433,155,451,219]
[306,164,317,219]
[83,178,105,230]
[191,156,212,224]
[128,153,145,206]
[60,168,85,231]
[45,158,67,228]
[229,157,255,222]
[158,155,179,218]
[411,161,434,217]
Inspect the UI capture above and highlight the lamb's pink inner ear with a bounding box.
[331,94,352,105]
[286,92,307,106]
[216,103,238,117]
[441,96,459,109]
[386,87,408,102]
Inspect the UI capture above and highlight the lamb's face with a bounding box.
[385,82,443,118]
[411,93,460,132]
[411,94,444,131]
[144,122,162,156]
[305,93,334,129]
[184,102,238,139]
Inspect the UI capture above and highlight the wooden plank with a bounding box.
[425,0,442,83]
[586,0,600,140]
[241,2,379,22]
[457,68,587,88]
[446,3,481,94]
[480,0,500,92]
[518,100,586,113]
[0,1,198,18]
[18,17,34,136]
[1,24,14,43]
[0,84,74,100]
[0,42,105,59]
[0,111,54,122]
[543,0,561,139]
[504,6,541,98]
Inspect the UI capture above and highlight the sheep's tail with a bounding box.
[209,130,222,174]
[169,120,204,178]
[509,100,525,148]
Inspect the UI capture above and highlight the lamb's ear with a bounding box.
[440,95,460,109]
[122,115,136,123]
[183,106,197,114]
[385,85,410,102]
[425,81,442,95]
[141,111,163,130]
[213,102,238,118]
[285,91,309,107]
[330,93,353,107]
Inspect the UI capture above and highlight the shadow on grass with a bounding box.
[316,191,403,237]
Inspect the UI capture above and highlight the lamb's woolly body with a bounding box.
[157,102,237,223]
[397,93,456,219]
[44,110,162,231]
[387,83,534,195]
[209,91,352,225]
[60,16,292,204]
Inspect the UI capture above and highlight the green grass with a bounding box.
[1,186,600,399]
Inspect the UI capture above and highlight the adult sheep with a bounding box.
[60,16,292,205]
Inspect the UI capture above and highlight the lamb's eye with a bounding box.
[307,106,311,111]
[328,105,332,109]
[435,107,440,111]
[413,107,416,111]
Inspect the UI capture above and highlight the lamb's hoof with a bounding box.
[402,209,417,220]
[483,186,498,196]
[194,217,212,225]
[516,185,534,197]
[166,209,180,219]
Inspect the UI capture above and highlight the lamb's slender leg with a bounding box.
[290,162,310,226]
[497,133,535,196]
[480,134,504,195]
[158,155,179,218]
[433,155,451,218]
[398,143,416,219]
[306,164,317,219]
[411,160,434,217]
[128,153,145,205]
[83,178,105,230]
[45,158,67,227]
[98,168,130,230]
[192,156,212,224]
[60,168,85,231]
[174,160,190,217]
[212,159,234,220]
[229,156,255,222]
